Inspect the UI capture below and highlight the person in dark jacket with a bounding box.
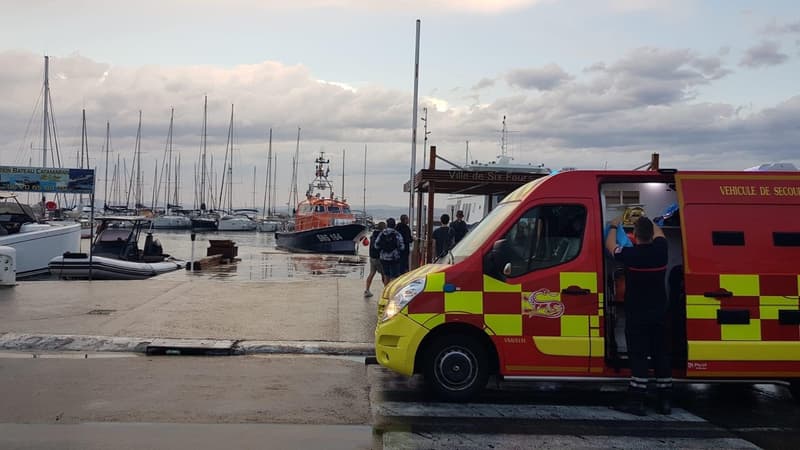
[374,218,405,282]
[432,214,453,260]
[364,221,386,298]
[606,216,671,416]
[450,210,468,244]
[396,214,413,274]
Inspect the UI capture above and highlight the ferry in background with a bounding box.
[445,116,551,224]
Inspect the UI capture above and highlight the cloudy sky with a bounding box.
[1,0,799,211]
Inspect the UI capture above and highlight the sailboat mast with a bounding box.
[175,153,180,207]
[200,95,207,210]
[271,154,277,216]
[135,111,142,209]
[42,56,49,169]
[262,128,272,218]
[79,109,87,207]
[252,166,256,210]
[165,108,174,213]
[104,122,110,210]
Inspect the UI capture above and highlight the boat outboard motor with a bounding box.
[143,233,163,257]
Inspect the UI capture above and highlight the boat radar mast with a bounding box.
[306,152,337,200]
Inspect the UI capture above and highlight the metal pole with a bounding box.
[408,19,421,227]
[89,192,94,281]
[190,232,196,271]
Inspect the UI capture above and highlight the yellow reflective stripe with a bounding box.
[485,314,522,336]
[589,315,599,328]
[534,336,590,357]
[719,274,759,297]
[561,315,589,337]
[590,329,600,337]
[721,320,761,341]
[759,294,799,320]
[689,340,800,361]
[425,272,445,292]
[444,291,483,314]
[483,275,521,292]
[686,305,718,320]
[560,272,597,293]
[759,295,800,307]
[686,294,720,306]
[590,337,604,357]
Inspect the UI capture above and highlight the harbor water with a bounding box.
[77,229,369,282]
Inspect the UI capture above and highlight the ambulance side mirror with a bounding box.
[483,238,510,280]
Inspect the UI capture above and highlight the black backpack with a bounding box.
[377,231,399,253]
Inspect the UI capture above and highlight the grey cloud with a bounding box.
[1,49,797,208]
[471,77,495,90]
[740,41,789,68]
[505,64,572,90]
[760,19,800,35]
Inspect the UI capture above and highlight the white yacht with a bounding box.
[151,214,192,229]
[0,194,81,278]
[217,214,257,231]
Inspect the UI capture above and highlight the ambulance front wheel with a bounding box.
[423,334,489,402]
[790,381,800,404]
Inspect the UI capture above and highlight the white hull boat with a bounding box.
[49,253,184,280]
[151,215,192,229]
[0,222,81,278]
[217,215,256,231]
[256,219,280,232]
[0,195,81,278]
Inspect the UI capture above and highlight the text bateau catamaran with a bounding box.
[48,216,185,280]
[275,152,366,255]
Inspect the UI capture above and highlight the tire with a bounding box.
[790,381,800,404]
[423,333,489,402]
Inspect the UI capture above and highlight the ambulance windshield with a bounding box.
[448,201,519,263]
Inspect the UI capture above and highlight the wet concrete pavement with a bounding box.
[3,352,798,449]
[0,278,378,344]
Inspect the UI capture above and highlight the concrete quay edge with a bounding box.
[0,332,375,357]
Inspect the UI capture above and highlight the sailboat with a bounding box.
[0,56,81,278]
[191,96,219,230]
[152,108,191,229]
[275,151,366,254]
[216,104,256,231]
[257,128,281,232]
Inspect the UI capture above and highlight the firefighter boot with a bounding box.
[656,389,672,415]
[614,388,647,417]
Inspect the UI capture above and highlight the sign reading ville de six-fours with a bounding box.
[0,166,95,194]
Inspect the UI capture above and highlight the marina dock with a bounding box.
[0,277,377,355]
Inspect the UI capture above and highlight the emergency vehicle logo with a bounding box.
[524,289,565,318]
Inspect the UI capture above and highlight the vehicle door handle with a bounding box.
[562,286,591,295]
[704,289,733,298]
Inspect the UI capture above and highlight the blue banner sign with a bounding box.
[0,166,95,194]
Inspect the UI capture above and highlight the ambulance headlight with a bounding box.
[382,278,426,322]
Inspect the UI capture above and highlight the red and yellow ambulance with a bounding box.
[374,169,800,402]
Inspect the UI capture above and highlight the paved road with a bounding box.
[1,352,799,449]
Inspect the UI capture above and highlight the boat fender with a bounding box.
[361,236,369,246]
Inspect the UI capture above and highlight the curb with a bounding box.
[0,333,374,357]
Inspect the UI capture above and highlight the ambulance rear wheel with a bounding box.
[423,334,488,402]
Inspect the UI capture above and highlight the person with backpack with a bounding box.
[432,213,454,260]
[364,221,387,298]
[374,217,405,282]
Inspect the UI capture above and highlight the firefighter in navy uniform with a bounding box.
[605,216,672,416]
